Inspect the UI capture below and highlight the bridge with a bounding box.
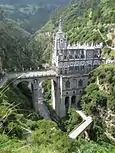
[8,70,57,80]
[0,70,57,88]
[0,70,57,120]
[69,110,92,139]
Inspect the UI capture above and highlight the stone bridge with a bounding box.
[3,70,58,120]
[8,70,57,82]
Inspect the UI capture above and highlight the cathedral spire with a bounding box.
[58,16,62,33]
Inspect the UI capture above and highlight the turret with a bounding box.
[54,17,67,51]
[52,17,67,71]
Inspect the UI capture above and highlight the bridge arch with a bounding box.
[16,80,33,109]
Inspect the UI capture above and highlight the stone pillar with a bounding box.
[69,96,71,107]
[51,79,56,109]
[32,79,44,112]
[32,79,50,120]
[60,96,66,117]
[51,77,61,117]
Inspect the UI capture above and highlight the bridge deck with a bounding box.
[69,116,92,139]
[8,70,57,80]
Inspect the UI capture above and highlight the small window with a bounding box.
[75,54,79,59]
[34,79,37,83]
[81,50,85,58]
[65,68,68,74]
[69,55,73,59]
[64,56,67,59]
[94,53,98,58]
[75,66,79,72]
[78,79,83,87]
[69,66,74,71]
[65,80,70,89]
[60,68,63,74]
[80,65,85,71]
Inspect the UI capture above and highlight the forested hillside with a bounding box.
[0,16,48,72]
[41,0,115,43]
[0,0,69,33]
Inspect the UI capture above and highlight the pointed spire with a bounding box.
[58,16,62,33]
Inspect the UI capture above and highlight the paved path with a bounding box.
[69,110,92,139]
[76,110,88,120]
[69,116,92,139]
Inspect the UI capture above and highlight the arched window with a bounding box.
[69,55,73,59]
[65,80,70,89]
[81,50,85,58]
[87,64,92,72]
[65,97,69,109]
[81,65,85,71]
[71,96,76,105]
[75,54,79,59]
[64,56,67,59]
[78,79,83,87]
[60,68,63,74]
[34,79,37,83]
[75,66,79,72]
[65,68,68,74]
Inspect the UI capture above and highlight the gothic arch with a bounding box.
[65,80,70,89]
[65,96,69,109]
[71,96,76,105]
[78,79,83,87]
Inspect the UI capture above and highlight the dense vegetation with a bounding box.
[0,18,49,72]
[0,84,115,153]
[81,64,115,142]
[0,0,115,152]
[0,0,69,33]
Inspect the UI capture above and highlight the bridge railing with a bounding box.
[69,116,92,139]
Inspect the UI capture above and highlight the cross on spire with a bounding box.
[58,16,62,33]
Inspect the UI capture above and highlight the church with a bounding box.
[51,17,102,117]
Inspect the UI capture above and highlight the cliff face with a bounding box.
[81,64,115,142]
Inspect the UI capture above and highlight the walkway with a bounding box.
[69,110,92,139]
[8,70,56,80]
[76,110,87,120]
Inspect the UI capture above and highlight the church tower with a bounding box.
[52,17,67,71]
[54,17,67,50]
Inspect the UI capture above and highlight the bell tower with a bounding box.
[52,17,67,71]
[55,17,67,50]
